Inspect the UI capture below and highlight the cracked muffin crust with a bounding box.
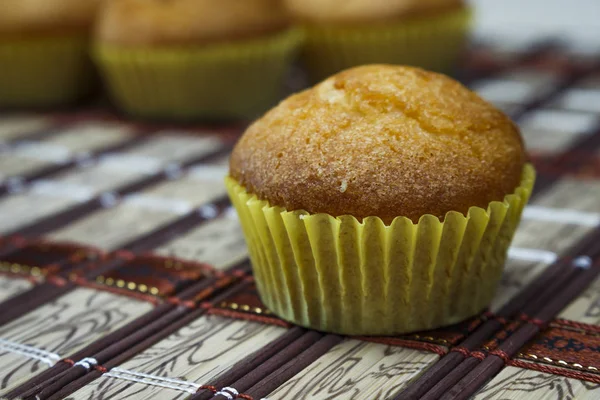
[230,64,525,224]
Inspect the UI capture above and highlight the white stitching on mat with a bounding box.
[0,346,57,367]
[109,367,201,387]
[573,256,592,269]
[216,390,233,400]
[105,367,201,394]
[104,373,199,394]
[74,357,98,370]
[222,387,239,396]
[0,339,274,398]
[216,387,240,399]
[0,338,61,367]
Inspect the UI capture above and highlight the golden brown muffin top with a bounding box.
[230,65,526,224]
[0,0,101,36]
[283,0,463,24]
[96,0,290,46]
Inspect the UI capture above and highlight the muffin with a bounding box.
[283,0,471,82]
[94,0,302,121]
[0,0,101,107]
[227,65,535,335]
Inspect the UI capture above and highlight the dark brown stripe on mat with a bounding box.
[119,196,230,253]
[0,196,230,328]
[1,125,63,145]
[438,232,600,400]
[7,263,248,399]
[396,260,567,400]
[397,224,600,400]
[508,53,599,122]
[0,134,151,198]
[4,304,174,399]
[8,144,231,238]
[235,335,344,400]
[0,281,75,327]
[43,280,256,400]
[196,330,324,400]
[192,327,308,400]
[459,40,558,85]
[10,264,249,400]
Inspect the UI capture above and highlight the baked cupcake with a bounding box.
[0,0,101,107]
[284,0,471,82]
[94,0,302,121]
[227,65,535,335]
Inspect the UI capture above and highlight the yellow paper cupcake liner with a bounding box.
[94,29,303,121]
[302,6,472,82]
[226,164,535,335]
[0,36,95,107]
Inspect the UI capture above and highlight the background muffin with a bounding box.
[94,0,302,121]
[284,0,464,24]
[227,65,534,335]
[0,0,100,36]
[97,0,289,46]
[283,0,470,82]
[0,0,101,107]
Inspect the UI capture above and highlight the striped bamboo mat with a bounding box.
[1,38,600,400]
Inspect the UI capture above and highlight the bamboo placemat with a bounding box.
[1,38,600,400]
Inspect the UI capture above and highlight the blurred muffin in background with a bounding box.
[94,0,302,121]
[284,0,471,82]
[0,0,101,107]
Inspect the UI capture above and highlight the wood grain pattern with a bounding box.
[68,316,286,400]
[0,154,57,178]
[523,128,587,154]
[44,123,135,153]
[0,276,33,303]
[533,179,600,213]
[266,339,439,400]
[0,193,80,234]
[472,366,600,399]
[0,115,51,142]
[48,164,148,195]
[197,155,229,167]
[491,259,551,313]
[512,219,593,255]
[121,135,224,164]
[519,109,599,155]
[135,173,227,208]
[0,288,153,396]
[47,206,181,251]
[559,274,600,324]
[154,212,247,271]
[489,178,600,310]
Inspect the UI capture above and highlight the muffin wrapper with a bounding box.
[0,36,94,107]
[226,164,535,335]
[302,6,472,82]
[94,29,303,121]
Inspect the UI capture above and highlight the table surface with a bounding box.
[1,38,600,400]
